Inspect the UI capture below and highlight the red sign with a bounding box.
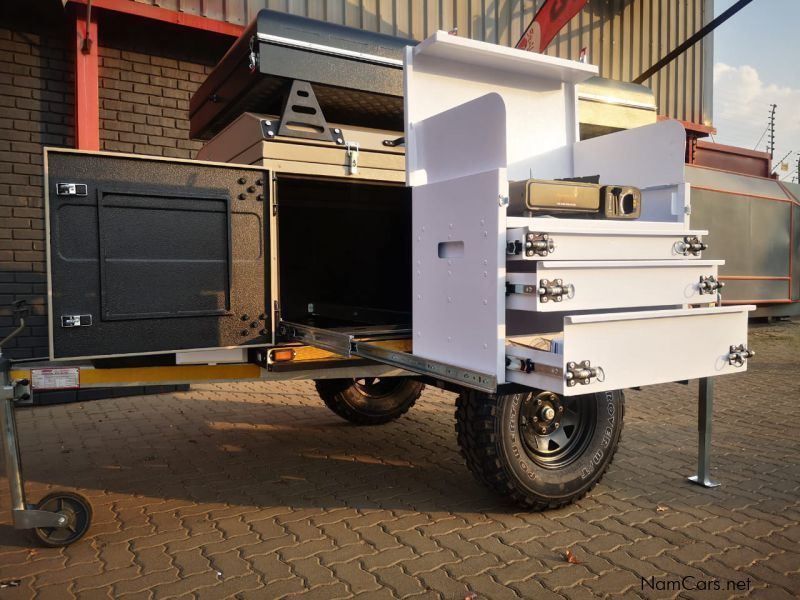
[516,0,588,53]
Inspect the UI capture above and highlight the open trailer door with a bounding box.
[45,149,271,360]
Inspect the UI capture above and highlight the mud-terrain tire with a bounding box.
[315,377,424,425]
[455,388,624,509]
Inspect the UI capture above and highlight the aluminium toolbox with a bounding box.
[190,9,415,139]
[196,112,405,182]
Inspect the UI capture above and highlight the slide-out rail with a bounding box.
[279,321,498,393]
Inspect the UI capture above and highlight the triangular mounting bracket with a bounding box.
[277,80,335,143]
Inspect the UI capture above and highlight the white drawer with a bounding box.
[505,305,755,396]
[506,222,708,261]
[506,260,724,312]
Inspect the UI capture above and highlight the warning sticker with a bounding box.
[31,368,80,390]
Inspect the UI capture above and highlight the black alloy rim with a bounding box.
[518,391,595,468]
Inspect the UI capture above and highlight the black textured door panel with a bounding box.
[46,150,269,359]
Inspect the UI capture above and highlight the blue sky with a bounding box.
[712,0,800,179]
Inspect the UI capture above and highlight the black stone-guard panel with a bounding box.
[47,151,269,359]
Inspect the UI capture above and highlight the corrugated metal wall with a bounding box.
[130,0,712,125]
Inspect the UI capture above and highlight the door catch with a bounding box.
[56,183,88,197]
[346,142,359,175]
[61,315,92,328]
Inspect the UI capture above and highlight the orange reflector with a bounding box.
[269,348,296,362]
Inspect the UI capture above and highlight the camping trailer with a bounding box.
[1,11,753,546]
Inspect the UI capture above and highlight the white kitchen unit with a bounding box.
[404,32,754,390]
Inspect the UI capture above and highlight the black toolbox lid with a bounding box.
[190,10,417,139]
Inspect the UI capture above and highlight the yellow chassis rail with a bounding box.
[9,340,413,389]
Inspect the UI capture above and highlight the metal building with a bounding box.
[128,0,713,127]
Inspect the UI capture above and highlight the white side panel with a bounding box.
[506,227,708,261]
[639,183,691,225]
[407,93,508,187]
[506,305,755,395]
[572,120,687,190]
[405,32,597,186]
[413,169,507,380]
[506,260,723,312]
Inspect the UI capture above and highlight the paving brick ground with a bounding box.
[0,319,798,599]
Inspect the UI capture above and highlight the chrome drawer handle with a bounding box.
[538,279,575,303]
[565,360,604,386]
[698,275,724,295]
[674,235,708,256]
[728,344,754,367]
[525,232,555,257]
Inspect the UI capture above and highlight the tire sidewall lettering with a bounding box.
[506,395,536,481]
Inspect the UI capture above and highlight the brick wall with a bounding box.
[96,15,229,159]
[0,9,232,360]
[0,24,74,359]
[98,49,210,159]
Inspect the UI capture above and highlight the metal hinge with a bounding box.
[538,278,574,303]
[675,235,707,256]
[728,344,754,367]
[248,35,258,71]
[565,360,604,386]
[346,142,359,175]
[273,299,281,327]
[698,275,725,295]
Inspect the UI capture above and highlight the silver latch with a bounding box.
[538,278,574,303]
[698,275,725,295]
[728,344,754,367]
[525,232,555,257]
[565,360,604,386]
[56,183,88,196]
[346,142,359,175]
[61,315,92,328]
[675,235,707,256]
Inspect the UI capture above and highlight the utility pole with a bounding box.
[767,104,777,156]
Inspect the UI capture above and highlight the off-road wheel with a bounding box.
[315,377,424,425]
[456,388,624,509]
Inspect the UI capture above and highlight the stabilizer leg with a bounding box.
[687,377,720,488]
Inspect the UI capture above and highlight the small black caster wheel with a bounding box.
[32,491,92,547]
